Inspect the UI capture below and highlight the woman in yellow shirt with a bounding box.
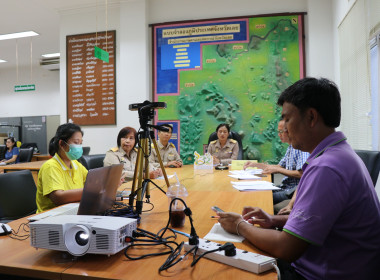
[36,123,88,213]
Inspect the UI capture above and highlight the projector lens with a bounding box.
[75,231,89,246]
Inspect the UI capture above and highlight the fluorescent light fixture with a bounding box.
[0,59,6,63]
[0,31,39,41]
[41,53,60,58]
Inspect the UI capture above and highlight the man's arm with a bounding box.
[237,220,309,262]
[218,209,309,262]
[278,188,298,215]
[263,165,303,178]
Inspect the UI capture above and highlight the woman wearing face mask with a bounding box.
[36,123,87,213]
[104,126,162,181]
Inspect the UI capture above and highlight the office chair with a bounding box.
[82,146,91,156]
[18,147,34,163]
[0,170,37,223]
[354,150,380,186]
[0,145,5,161]
[20,142,39,153]
[207,131,244,160]
[78,154,106,170]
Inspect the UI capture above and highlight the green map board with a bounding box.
[153,13,305,164]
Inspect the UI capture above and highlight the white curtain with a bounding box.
[338,0,372,149]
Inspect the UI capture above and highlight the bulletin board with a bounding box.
[152,13,306,164]
[66,31,116,125]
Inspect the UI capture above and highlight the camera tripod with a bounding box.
[128,127,171,215]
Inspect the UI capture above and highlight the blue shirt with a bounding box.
[5,147,19,163]
[278,145,309,189]
[284,131,380,279]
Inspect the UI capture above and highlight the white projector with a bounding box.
[30,215,137,256]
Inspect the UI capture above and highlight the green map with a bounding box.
[156,15,305,164]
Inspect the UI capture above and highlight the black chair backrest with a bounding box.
[354,150,380,185]
[82,146,91,155]
[20,142,39,153]
[0,170,37,223]
[0,145,5,161]
[18,147,34,163]
[78,154,106,170]
[207,131,243,160]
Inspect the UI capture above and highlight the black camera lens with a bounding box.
[75,231,89,246]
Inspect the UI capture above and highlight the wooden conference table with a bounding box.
[0,160,47,184]
[0,165,276,280]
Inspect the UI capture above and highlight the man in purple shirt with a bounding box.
[218,77,380,279]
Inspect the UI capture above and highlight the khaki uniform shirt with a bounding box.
[207,138,239,165]
[103,146,138,181]
[150,141,182,168]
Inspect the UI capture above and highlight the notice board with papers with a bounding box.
[66,31,116,125]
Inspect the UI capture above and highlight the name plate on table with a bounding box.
[194,151,213,174]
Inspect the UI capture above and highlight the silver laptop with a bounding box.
[29,164,123,221]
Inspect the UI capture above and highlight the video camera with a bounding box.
[129,100,166,130]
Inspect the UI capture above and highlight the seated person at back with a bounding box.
[36,123,87,213]
[244,120,309,205]
[208,123,239,166]
[104,126,162,181]
[150,124,183,168]
[0,137,19,165]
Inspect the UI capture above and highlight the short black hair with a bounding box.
[160,124,173,133]
[277,77,341,128]
[216,123,230,133]
[117,127,137,147]
[49,123,83,156]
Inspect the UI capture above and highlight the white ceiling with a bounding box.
[0,0,119,69]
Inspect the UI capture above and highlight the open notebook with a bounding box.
[29,163,123,222]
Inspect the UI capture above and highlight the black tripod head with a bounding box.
[129,100,166,131]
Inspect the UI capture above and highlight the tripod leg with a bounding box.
[129,144,142,207]
[144,138,151,200]
[136,138,145,203]
[151,137,170,188]
[136,138,149,214]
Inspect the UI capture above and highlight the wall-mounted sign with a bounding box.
[66,31,116,126]
[14,84,35,92]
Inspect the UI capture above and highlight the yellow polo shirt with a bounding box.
[36,153,88,213]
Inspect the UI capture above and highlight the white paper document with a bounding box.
[231,181,280,191]
[228,174,261,180]
[204,223,244,243]
[229,169,263,175]
[228,169,263,180]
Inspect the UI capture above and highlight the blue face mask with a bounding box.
[64,142,83,160]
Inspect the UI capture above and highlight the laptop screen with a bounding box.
[77,163,123,215]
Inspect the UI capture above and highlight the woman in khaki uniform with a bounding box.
[104,127,161,181]
[207,123,239,166]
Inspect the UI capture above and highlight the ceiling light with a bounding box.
[0,31,39,41]
[41,53,60,58]
[0,59,7,63]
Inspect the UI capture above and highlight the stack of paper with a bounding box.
[231,181,280,191]
[228,169,263,180]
